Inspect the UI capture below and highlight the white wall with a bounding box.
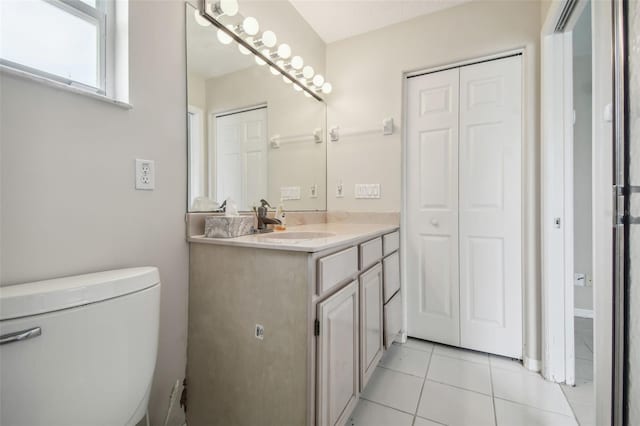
[0,1,188,424]
[325,0,542,363]
[572,7,593,312]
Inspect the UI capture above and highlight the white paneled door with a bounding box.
[458,57,522,358]
[215,107,267,210]
[406,55,523,358]
[406,67,461,346]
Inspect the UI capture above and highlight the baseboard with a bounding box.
[523,356,542,372]
[574,308,594,318]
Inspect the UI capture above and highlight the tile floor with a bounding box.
[348,338,584,426]
[561,317,595,426]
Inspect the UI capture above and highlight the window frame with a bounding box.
[0,0,109,95]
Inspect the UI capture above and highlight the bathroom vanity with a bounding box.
[187,223,402,426]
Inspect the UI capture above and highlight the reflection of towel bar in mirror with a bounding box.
[270,128,323,148]
[329,117,394,142]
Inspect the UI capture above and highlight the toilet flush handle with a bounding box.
[0,327,41,345]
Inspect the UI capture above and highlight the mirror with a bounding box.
[186,2,327,212]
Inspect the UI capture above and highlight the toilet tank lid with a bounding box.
[0,267,160,321]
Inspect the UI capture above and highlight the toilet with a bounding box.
[0,267,161,426]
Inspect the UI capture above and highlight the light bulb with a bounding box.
[255,52,267,66]
[239,45,250,55]
[270,66,280,76]
[217,26,233,45]
[293,84,302,92]
[262,30,277,48]
[277,43,291,59]
[219,0,238,16]
[242,17,259,36]
[322,82,333,94]
[282,75,292,84]
[302,65,314,80]
[194,9,211,27]
[313,74,325,87]
[290,56,304,70]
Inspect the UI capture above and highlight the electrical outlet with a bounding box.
[255,324,265,340]
[135,159,155,190]
[336,181,344,198]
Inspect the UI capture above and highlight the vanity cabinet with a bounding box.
[187,227,400,426]
[316,281,359,426]
[359,263,384,390]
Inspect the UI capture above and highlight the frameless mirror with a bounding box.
[186,2,327,212]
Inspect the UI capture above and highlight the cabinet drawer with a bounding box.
[383,252,400,304]
[383,231,400,256]
[384,292,402,349]
[359,237,382,270]
[317,246,358,296]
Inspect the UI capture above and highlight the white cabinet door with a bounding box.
[406,68,461,345]
[317,281,359,426]
[458,56,523,358]
[359,264,383,390]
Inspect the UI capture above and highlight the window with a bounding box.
[0,0,110,94]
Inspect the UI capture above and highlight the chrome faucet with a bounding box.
[255,199,281,231]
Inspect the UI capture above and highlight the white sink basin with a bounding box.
[259,232,336,241]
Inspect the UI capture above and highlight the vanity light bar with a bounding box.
[198,0,326,102]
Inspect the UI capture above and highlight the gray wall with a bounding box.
[572,5,593,312]
[0,1,189,424]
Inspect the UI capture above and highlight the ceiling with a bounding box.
[289,0,472,44]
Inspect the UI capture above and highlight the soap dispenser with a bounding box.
[275,200,287,231]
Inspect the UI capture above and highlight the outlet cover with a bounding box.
[135,159,155,190]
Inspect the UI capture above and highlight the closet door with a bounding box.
[406,68,460,345]
[458,56,523,358]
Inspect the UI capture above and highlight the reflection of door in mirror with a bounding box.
[188,106,205,209]
[215,106,268,211]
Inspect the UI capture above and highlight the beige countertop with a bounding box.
[188,222,399,253]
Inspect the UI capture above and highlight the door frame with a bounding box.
[400,48,528,361]
[540,0,614,424]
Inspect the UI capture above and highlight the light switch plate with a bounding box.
[310,184,318,198]
[135,159,155,190]
[355,184,380,199]
[281,186,301,200]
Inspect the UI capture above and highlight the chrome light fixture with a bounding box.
[197,0,330,101]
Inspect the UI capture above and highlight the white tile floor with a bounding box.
[348,339,582,426]
[561,317,595,426]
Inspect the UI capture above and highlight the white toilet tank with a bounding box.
[0,267,161,426]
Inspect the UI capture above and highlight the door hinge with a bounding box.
[314,319,320,336]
